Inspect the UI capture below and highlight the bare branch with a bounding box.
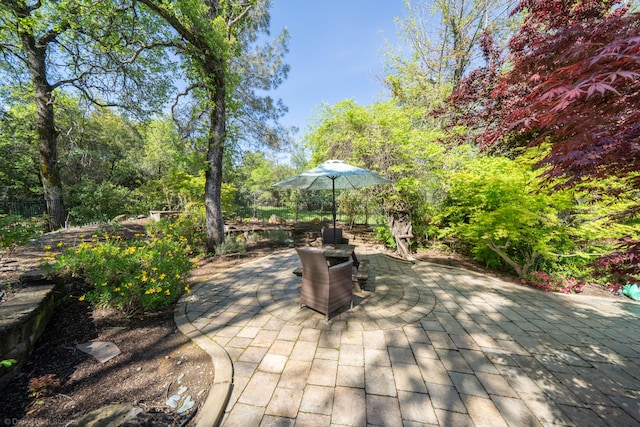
[171,83,200,114]
[0,43,27,66]
[69,82,126,109]
[50,69,92,90]
[118,40,179,65]
[39,25,67,46]
[227,4,252,37]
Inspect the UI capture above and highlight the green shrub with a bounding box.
[0,214,46,251]
[214,236,247,255]
[134,172,236,216]
[51,236,193,313]
[435,156,574,278]
[244,231,261,243]
[145,210,205,255]
[263,228,289,244]
[376,223,396,248]
[66,181,147,224]
[135,171,204,211]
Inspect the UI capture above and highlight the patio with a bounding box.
[176,243,640,426]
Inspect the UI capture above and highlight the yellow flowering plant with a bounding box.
[50,237,192,313]
[144,213,205,255]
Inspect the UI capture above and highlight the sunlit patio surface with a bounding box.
[176,244,640,426]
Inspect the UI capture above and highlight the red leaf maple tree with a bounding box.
[441,0,640,280]
[497,0,639,189]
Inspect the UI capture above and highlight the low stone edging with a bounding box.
[174,289,233,427]
[0,270,63,389]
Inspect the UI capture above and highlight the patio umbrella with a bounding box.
[274,160,392,236]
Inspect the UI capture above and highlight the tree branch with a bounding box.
[117,40,179,66]
[485,238,521,275]
[227,3,252,37]
[50,70,92,90]
[25,0,41,13]
[0,43,27,66]
[137,0,204,50]
[69,82,127,110]
[170,83,208,135]
[171,83,201,115]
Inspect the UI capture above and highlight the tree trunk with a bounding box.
[20,21,66,230]
[387,210,415,261]
[484,238,537,278]
[204,62,226,253]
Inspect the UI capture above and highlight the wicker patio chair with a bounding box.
[295,247,353,321]
[322,227,349,244]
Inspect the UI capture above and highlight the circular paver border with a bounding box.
[173,247,437,425]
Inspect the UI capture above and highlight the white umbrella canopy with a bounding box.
[274,159,392,231]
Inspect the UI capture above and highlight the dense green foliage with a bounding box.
[439,0,640,281]
[0,0,174,229]
[0,102,41,200]
[435,155,574,277]
[2,0,639,295]
[52,234,193,313]
[49,203,298,313]
[304,100,447,240]
[0,214,45,251]
[145,212,206,254]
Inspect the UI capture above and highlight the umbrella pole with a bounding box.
[332,178,337,243]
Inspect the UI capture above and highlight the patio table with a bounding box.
[322,244,360,268]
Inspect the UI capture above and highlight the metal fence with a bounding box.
[0,200,47,219]
[233,204,334,222]
[230,201,384,225]
[0,199,384,225]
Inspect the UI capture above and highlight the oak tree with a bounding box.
[137,0,290,251]
[385,0,516,110]
[0,0,171,229]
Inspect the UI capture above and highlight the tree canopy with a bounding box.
[0,0,173,228]
[136,0,289,251]
[444,0,640,193]
[438,0,640,278]
[494,0,639,192]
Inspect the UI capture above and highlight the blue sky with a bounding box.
[267,0,406,140]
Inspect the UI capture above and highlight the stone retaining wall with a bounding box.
[0,271,63,389]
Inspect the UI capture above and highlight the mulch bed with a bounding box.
[0,280,214,426]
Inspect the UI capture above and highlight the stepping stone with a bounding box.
[76,341,121,363]
[67,404,142,427]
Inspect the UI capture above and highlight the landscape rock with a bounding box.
[76,341,121,363]
[67,404,142,427]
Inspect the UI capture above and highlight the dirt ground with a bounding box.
[0,218,627,426]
